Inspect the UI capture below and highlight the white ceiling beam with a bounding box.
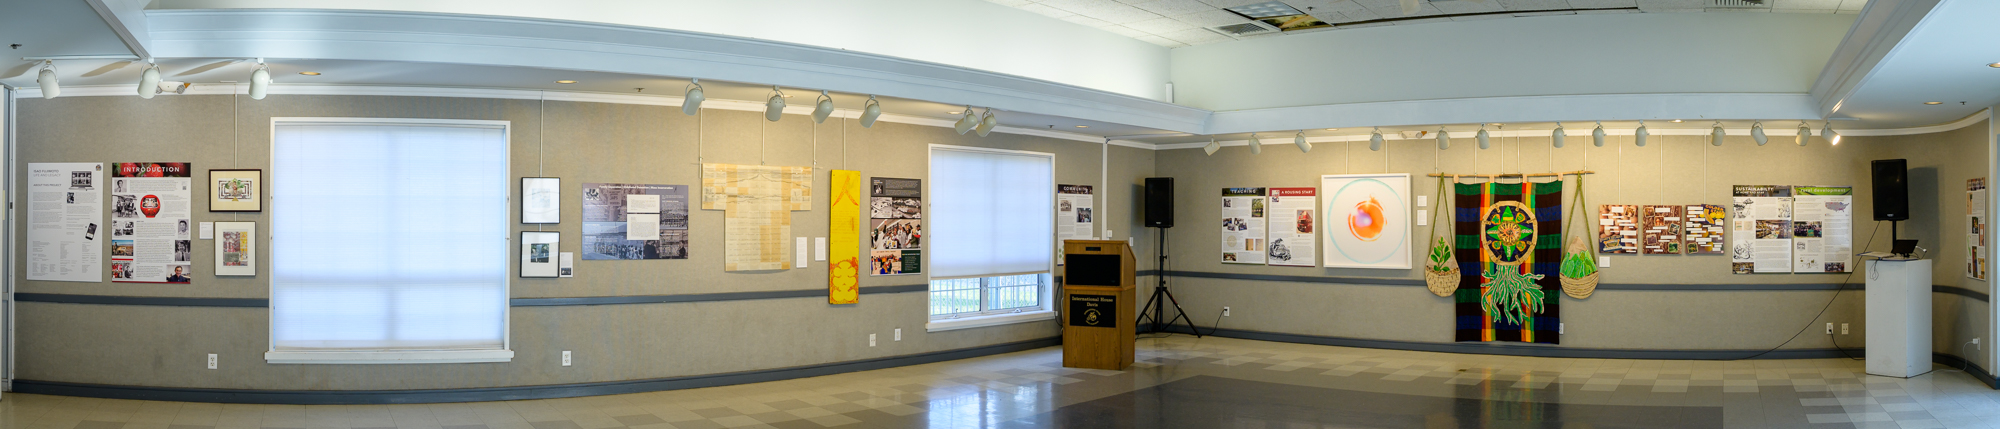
[1203,93,1823,136]
[82,0,152,59]
[1806,0,1940,118]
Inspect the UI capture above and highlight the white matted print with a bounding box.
[521,231,560,278]
[522,177,561,224]
[1320,173,1412,269]
[214,221,255,276]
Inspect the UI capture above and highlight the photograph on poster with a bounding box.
[208,169,262,212]
[870,219,922,250]
[1320,174,1410,269]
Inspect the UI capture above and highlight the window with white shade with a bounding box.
[268,119,512,364]
[927,145,1054,326]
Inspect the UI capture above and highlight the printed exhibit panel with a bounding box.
[1640,205,1683,255]
[869,177,922,275]
[1791,186,1852,273]
[28,163,104,282]
[581,183,690,260]
[111,162,193,284]
[1597,205,1638,254]
[1266,187,1317,267]
[1731,185,1793,274]
[1971,178,1988,280]
[1683,204,1726,255]
[1221,187,1267,265]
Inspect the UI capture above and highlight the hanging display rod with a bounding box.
[1427,170,1595,179]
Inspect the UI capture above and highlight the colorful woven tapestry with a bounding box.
[1453,181,1563,344]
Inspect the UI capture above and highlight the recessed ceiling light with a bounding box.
[1670,119,1683,123]
[1988,62,2000,68]
[947,111,961,114]
[555,80,577,84]
[1075,125,1089,128]
[1324,128,1337,131]
[1924,101,1944,105]
[298,71,320,76]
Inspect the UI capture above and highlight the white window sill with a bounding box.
[927,310,1055,332]
[265,349,514,364]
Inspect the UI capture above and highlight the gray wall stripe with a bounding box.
[1159,270,1864,291]
[1933,285,1992,302]
[11,336,1061,404]
[1145,324,1856,360]
[12,293,267,308]
[509,284,929,307]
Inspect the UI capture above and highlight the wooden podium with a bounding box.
[1060,240,1136,370]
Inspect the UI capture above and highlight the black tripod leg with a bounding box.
[1160,286,1202,338]
[1135,288,1164,328]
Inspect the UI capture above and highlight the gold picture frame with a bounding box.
[209,169,262,212]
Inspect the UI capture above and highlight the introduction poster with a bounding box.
[581,183,689,260]
[111,162,192,284]
[1792,186,1853,273]
[1266,187,1317,267]
[1220,187,1267,264]
[1320,173,1411,269]
[27,163,104,282]
[869,177,921,275]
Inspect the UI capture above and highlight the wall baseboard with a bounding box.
[11,337,1060,404]
[1930,352,1998,389]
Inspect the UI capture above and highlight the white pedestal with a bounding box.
[1865,259,1931,378]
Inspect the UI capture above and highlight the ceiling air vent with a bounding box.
[1708,0,1770,7]
[1208,21,1278,38]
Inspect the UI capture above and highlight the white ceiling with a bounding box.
[1826,0,2000,128]
[989,0,1868,47]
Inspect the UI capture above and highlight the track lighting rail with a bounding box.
[1428,170,1596,180]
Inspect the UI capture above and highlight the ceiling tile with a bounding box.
[1172,9,1255,26]
[1159,27,1234,44]
[1498,0,1572,10]
[1198,0,1273,8]
[1349,0,1400,8]
[983,0,1037,6]
[1125,17,1200,33]
[1044,0,1170,23]
[1017,3,1078,18]
[1061,14,1118,26]
[1391,17,1458,25]
[1450,13,1512,21]
[1283,0,1367,14]
[1513,9,1579,16]
[1837,0,1867,11]
[1132,0,1221,15]
[1704,7,1769,12]
[1636,0,1705,11]
[1308,10,1353,23]
[1771,8,1837,13]
[1367,3,1445,17]
[1771,0,1842,8]
[1134,34,1190,47]
[1566,0,1638,7]
[1339,6,1385,20]
[1431,0,1505,14]
[1099,25,1154,37]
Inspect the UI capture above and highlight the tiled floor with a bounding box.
[4,335,2000,428]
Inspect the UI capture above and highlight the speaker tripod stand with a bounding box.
[1136,227,1203,337]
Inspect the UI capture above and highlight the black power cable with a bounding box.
[1733,221,1883,361]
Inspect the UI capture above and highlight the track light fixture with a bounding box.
[1436,127,1450,150]
[1751,122,1768,146]
[1476,124,1491,150]
[1295,131,1310,153]
[953,107,977,135]
[765,86,787,122]
[248,59,271,100]
[1203,138,1221,156]
[975,108,998,137]
[1634,120,1649,147]
[811,91,835,124]
[1710,122,1725,147]
[1247,133,1263,155]
[858,95,882,128]
[1822,122,1840,145]
[1369,128,1384,151]
[1592,122,1606,147]
[682,79,705,115]
[1797,122,1811,146]
[1551,122,1565,148]
[137,60,161,99]
[35,60,59,99]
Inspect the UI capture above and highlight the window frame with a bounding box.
[264,117,515,364]
[923,144,1057,332]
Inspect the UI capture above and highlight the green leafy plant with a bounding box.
[1426,236,1454,273]
[1560,250,1596,279]
[1480,268,1546,326]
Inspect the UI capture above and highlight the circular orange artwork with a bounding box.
[1347,196,1386,242]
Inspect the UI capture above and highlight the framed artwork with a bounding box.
[1320,173,1412,269]
[214,221,256,276]
[521,231,560,278]
[209,169,262,212]
[522,177,561,224]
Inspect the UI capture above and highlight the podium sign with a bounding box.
[1067,294,1117,328]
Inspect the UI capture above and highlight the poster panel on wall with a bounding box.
[27,163,104,282]
[1266,187,1317,267]
[1056,184,1095,265]
[111,162,193,284]
[1641,205,1684,255]
[1731,185,1793,274]
[1320,174,1411,269]
[1972,178,1988,280]
[581,183,689,260]
[870,177,922,275]
[1597,205,1639,254]
[1683,204,1727,255]
[1221,188,1268,264]
[829,170,861,303]
[1792,186,1853,273]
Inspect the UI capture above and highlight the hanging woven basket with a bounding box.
[1559,237,1599,299]
[1425,261,1460,297]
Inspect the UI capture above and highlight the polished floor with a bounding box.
[2,335,1999,429]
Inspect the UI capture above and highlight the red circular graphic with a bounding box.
[140,195,161,217]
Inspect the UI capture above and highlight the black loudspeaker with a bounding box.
[1144,177,1174,228]
[1872,159,1909,221]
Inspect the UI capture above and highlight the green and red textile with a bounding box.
[1453,181,1563,344]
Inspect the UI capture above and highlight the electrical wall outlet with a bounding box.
[1223,307,1231,317]
[894,328,902,341]
[869,333,877,347]
[1559,323,1565,335]
[562,351,572,367]
[1974,338,1983,349]
[1826,323,1834,334]
[1841,323,1848,335]
[1418,196,1428,207]
[207,354,217,370]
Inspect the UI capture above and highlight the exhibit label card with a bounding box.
[1731,185,1794,274]
[27,163,104,282]
[1220,188,1268,264]
[581,183,688,260]
[1792,186,1853,273]
[111,162,193,284]
[1266,187,1317,267]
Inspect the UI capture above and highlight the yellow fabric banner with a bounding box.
[829,170,862,304]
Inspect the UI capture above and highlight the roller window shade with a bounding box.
[928,146,1054,279]
[270,122,509,351]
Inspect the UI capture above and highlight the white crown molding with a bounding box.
[1836,109,1991,137]
[1203,93,1827,135]
[1157,115,1990,150]
[1806,0,1941,118]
